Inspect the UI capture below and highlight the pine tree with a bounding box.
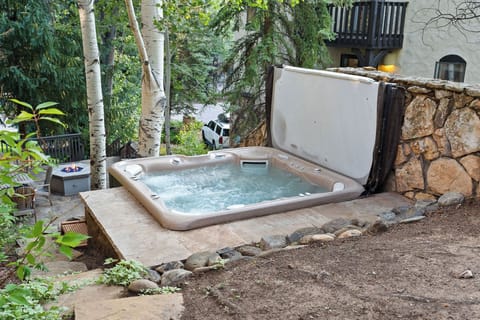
[212,0,339,141]
[0,0,86,135]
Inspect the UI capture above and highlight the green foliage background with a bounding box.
[0,0,86,135]
[211,0,342,140]
[1,0,350,152]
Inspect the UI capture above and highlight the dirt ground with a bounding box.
[181,199,480,320]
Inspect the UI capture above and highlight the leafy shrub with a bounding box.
[11,221,89,281]
[173,121,208,156]
[161,119,182,145]
[1,100,90,284]
[0,204,18,262]
[0,278,71,320]
[169,120,183,145]
[0,98,91,319]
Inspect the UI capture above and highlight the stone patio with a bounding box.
[80,187,410,267]
[35,193,85,224]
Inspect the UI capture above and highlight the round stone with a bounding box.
[184,251,219,271]
[128,279,158,293]
[337,229,362,239]
[236,245,262,257]
[438,192,465,207]
[161,269,193,287]
[155,261,184,274]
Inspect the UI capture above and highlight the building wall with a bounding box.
[327,1,480,84]
[396,0,480,84]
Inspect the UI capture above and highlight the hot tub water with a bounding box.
[141,163,327,214]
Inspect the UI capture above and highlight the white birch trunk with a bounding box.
[78,0,107,189]
[165,28,172,155]
[125,0,166,157]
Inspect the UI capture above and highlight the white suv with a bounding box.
[202,118,230,149]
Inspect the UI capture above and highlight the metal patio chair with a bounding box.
[31,165,53,206]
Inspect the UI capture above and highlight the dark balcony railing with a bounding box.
[33,133,86,163]
[1,133,86,163]
[327,0,408,50]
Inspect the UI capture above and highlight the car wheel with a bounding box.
[212,141,217,150]
[202,131,207,143]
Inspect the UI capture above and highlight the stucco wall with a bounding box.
[396,0,480,84]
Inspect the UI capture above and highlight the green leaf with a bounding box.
[38,116,66,127]
[26,147,50,162]
[104,258,118,265]
[23,265,31,279]
[26,253,36,265]
[25,240,37,251]
[38,108,65,116]
[37,235,46,250]
[57,231,89,247]
[32,220,44,237]
[0,295,7,306]
[0,131,19,146]
[2,285,35,304]
[58,245,72,260]
[24,132,37,139]
[16,265,26,280]
[7,187,15,197]
[35,101,59,110]
[9,98,33,110]
[7,292,30,305]
[11,110,34,123]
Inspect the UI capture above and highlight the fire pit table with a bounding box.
[51,163,91,196]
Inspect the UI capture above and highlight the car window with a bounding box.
[208,121,215,130]
[223,129,229,136]
[215,125,222,135]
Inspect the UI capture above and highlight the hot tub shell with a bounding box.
[110,147,364,230]
[109,66,404,230]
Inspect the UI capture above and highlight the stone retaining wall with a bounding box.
[329,68,480,200]
[240,67,480,200]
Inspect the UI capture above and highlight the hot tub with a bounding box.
[110,147,364,230]
[109,66,404,230]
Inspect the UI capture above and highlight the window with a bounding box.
[340,54,359,68]
[434,55,466,82]
[215,125,222,135]
[208,121,215,130]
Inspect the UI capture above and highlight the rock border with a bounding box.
[129,192,465,292]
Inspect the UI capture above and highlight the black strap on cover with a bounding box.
[364,82,406,194]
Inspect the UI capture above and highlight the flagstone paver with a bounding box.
[74,293,184,320]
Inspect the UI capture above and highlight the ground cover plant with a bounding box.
[99,258,148,287]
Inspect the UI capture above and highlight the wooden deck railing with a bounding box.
[1,133,86,163]
[327,0,408,49]
[33,133,86,162]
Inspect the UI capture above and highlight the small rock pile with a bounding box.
[127,191,466,293]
